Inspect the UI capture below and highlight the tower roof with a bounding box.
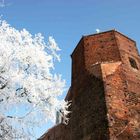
[71,29,136,57]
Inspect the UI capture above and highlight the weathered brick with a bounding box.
[39,30,140,140]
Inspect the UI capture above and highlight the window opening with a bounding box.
[129,57,138,69]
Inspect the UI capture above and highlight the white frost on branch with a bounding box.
[0,19,68,139]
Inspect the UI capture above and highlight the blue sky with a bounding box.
[0,0,140,138]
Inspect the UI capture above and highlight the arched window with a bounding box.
[129,57,138,70]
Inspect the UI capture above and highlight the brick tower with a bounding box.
[39,30,140,140]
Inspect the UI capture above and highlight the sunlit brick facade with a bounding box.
[39,30,140,140]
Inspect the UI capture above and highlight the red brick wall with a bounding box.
[71,38,85,87]
[39,30,140,140]
[38,124,70,140]
[84,31,121,72]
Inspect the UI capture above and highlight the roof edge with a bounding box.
[84,29,136,43]
[70,29,136,57]
[71,37,84,57]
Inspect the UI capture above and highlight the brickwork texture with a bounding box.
[39,30,140,140]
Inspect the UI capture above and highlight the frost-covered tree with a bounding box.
[0,19,69,140]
